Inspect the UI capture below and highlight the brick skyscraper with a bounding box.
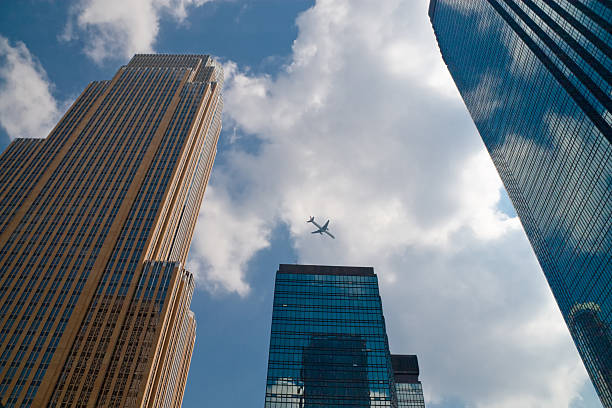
[0,54,223,407]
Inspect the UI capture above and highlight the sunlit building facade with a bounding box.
[429,1,611,405]
[0,54,223,407]
[264,264,425,407]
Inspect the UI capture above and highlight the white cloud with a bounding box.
[63,0,215,63]
[0,36,61,140]
[187,185,270,296]
[381,230,587,408]
[188,0,591,406]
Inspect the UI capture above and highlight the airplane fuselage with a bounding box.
[307,217,335,239]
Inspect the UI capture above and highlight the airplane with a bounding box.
[307,216,335,239]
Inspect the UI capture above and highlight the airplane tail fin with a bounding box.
[307,216,314,223]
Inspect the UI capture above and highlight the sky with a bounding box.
[0,0,603,407]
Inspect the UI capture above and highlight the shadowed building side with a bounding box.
[302,335,370,406]
[0,54,222,407]
[391,355,425,408]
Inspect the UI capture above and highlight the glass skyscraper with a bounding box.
[264,264,426,407]
[0,54,223,407]
[429,1,611,406]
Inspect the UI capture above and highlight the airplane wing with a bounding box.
[306,217,333,238]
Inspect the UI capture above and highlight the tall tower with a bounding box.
[429,1,611,405]
[264,264,425,407]
[0,54,223,407]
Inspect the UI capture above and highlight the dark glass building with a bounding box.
[0,54,223,407]
[429,1,611,405]
[264,264,425,407]
[302,335,370,406]
[392,355,425,408]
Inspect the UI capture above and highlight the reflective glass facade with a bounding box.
[265,264,425,407]
[391,355,425,408]
[429,1,611,406]
[0,54,223,407]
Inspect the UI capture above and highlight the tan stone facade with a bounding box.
[0,54,222,407]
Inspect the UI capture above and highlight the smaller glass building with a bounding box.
[392,355,426,408]
[264,264,426,407]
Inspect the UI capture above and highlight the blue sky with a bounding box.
[0,0,602,407]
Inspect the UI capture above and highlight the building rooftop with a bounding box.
[391,354,420,384]
[278,264,375,277]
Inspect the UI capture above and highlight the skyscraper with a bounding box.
[392,355,425,408]
[429,1,611,405]
[0,54,223,407]
[264,264,425,407]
